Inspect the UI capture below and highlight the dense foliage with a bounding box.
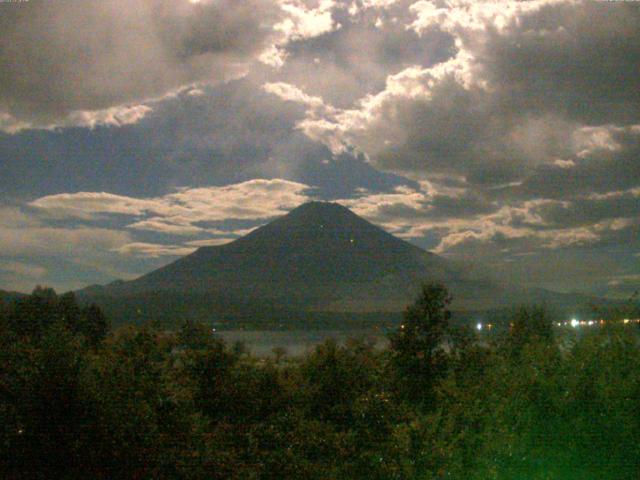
[1,285,639,479]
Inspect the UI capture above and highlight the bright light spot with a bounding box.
[557,322,562,327]
[588,321,595,326]
[571,319,579,328]
[476,322,483,331]
[624,319,630,324]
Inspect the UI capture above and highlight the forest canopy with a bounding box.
[1,285,639,479]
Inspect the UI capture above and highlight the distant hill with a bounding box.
[77,202,601,326]
[0,289,27,305]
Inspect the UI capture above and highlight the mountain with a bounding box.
[77,202,595,325]
[102,201,460,305]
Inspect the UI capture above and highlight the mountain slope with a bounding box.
[83,202,474,312]
[78,201,571,323]
[129,202,450,296]
[78,202,490,312]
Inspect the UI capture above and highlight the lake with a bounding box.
[216,328,390,357]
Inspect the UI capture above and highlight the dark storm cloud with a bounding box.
[429,192,497,219]
[295,1,640,185]
[0,0,283,128]
[481,1,640,125]
[517,128,640,200]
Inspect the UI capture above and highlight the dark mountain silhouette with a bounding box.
[77,202,593,325]
[110,201,458,305]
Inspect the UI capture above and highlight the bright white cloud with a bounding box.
[0,177,314,289]
[276,0,338,41]
[30,179,315,229]
[185,238,236,247]
[30,192,159,219]
[114,242,197,258]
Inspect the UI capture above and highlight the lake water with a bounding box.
[216,329,390,357]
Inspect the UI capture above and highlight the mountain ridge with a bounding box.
[76,201,598,324]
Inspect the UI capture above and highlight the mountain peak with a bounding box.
[236,200,392,248]
[281,201,358,222]
[289,200,351,213]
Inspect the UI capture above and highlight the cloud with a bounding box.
[0,104,155,134]
[127,218,206,236]
[531,187,640,228]
[0,207,42,228]
[276,0,338,41]
[29,192,160,219]
[270,0,640,287]
[268,0,455,108]
[0,205,142,290]
[429,206,639,261]
[205,226,259,237]
[0,261,47,280]
[327,171,639,274]
[0,0,345,131]
[2,178,315,288]
[114,242,197,258]
[605,273,640,298]
[0,225,132,258]
[185,238,236,247]
[30,178,315,235]
[334,181,496,236]
[288,1,639,182]
[263,82,333,112]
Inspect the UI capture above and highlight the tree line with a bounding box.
[1,284,639,479]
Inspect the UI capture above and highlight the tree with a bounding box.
[506,305,554,356]
[7,286,58,338]
[272,346,287,364]
[79,304,109,347]
[4,289,109,347]
[0,321,86,479]
[389,283,451,406]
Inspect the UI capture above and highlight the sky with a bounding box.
[0,0,639,297]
